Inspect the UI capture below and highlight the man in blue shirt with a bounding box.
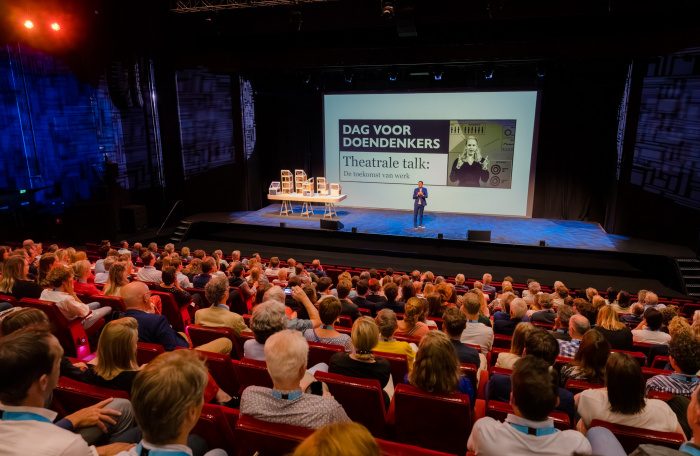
[413,181,428,229]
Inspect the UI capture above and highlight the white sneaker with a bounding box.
[419,225,425,228]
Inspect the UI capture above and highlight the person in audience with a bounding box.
[661,305,681,334]
[136,251,162,283]
[646,332,700,397]
[329,317,391,405]
[104,263,130,297]
[228,262,254,299]
[240,329,351,428]
[522,280,541,303]
[272,268,288,287]
[123,349,226,456]
[576,352,684,436]
[481,273,496,294]
[486,328,576,422]
[434,282,454,314]
[644,291,666,310]
[80,317,141,393]
[180,246,193,262]
[169,257,192,289]
[559,329,610,386]
[192,257,217,289]
[183,258,202,283]
[306,259,327,278]
[404,331,475,406]
[194,275,247,336]
[595,304,633,351]
[122,281,230,354]
[393,297,430,338]
[531,293,556,324]
[495,322,535,369]
[460,291,494,354]
[263,256,281,276]
[552,284,569,307]
[117,241,130,255]
[73,259,103,297]
[94,245,111,275]
[245,299,288,360]
[693,310,700,339]
[0,256,44,300]
[41,266,111,330]
[0,327,135,455]
[574,297,602,327]
[425,292,443,319]
[94,257,116,285]
[558,314,590,358]
[289,264,310,286]
[469,355,592,455]
[303,297,353,353]
[398,280,416,303]
[315,277,335,304]
[374,309,416,370]
[621,302,645,325]
[254,283,272,306]
[632,308,672,345]
[146,242,159,260]
[336,279,361,322]
[366,278,387,305]
[352,280,377,317]
[153,267,192,307]
[494,298,528,337]
[454,274,468,291]
[265,285,321,333]
[377,282,403,313]
[611,290,632,314]
[441,307,481,367]
[292,422,381,456]
[37,253,59,286]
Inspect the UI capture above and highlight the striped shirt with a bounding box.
[646,373,699,398]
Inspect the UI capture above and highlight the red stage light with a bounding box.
[50,22,60,31]
[24,20,34,29]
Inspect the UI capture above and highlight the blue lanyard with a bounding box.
[380,337,395,342]
[680,443,700,456]
[320,324,335,330]
[509,422,558,436]
[271,390,302,400]
[671,373,698,382]
[1,411,53,424]
[214,304,229,310]
[556,329,568,334]
[467,319,479,323]
[135,443,190,456]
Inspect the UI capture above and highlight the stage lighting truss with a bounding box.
[171,0,336,12]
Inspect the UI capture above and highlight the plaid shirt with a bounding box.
[646,373,699,398]
[557,338,581,359]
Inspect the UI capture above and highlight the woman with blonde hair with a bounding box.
[82,317,141,392]
[495,322,534,369]
[404,331,474,406]
[0,256,43,300]
[394,297,430,338]
[40,266,111,329]
[104,263,130,297]
[72,259,103,297]
[692,310,700,339]
[594,305,633,351]
[37,253,59,287]
[180,246,193,262]
[292,422,380,456]
[183,258,202,282]
[329,316,391,405]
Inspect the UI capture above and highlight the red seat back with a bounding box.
[194,350,241,398]
[490,347,509,367]
[459,363,478,390]
[235,413,313,456]
[394,334,421,345]
[611,349,647,366]
[238,357,273,394]
[392,383,472,454]
[229,287,248,315]
[0,293,19,307]
[564,379,604,395]
[86,295,125,312]
[486,400,571,430]
[188,324,245,360]
[314,371,387,438]
[651,355,670,370]
[136,341,165,365]
[642,367,672,382]
[589,419,686,453]
[427,317,443,330]
[19,298,92,358]
[492,334,512,349]
[307,341,345,367]
[52,377,130,417]
[337,315,353,328]
[373,351,409,386]
[151,290,189,333]
[191,404,238,456]
[681,302,700,317]
[186,287,210,308]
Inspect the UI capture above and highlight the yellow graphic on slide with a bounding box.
[447,120,516,189]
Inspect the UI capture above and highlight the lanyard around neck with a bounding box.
[320,324,335,330]
[271,390,302,400]
[135,443,191,456]
[1,410,53,424]
[509,422,558,436]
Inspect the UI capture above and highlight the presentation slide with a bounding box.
[323,91,539,217]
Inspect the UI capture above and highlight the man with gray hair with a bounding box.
[557,314,590,358]
[264,285,321,332]
[493,298,527,337]
[621,302,645,325]
[522,280,540,304]
[240,330,350,429]
[94,256,117,284]
[195,275,247,336]
[482,273,496,294]
[551,305,575,341]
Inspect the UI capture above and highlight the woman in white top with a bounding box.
[576,352,685,437]
[40,266,111,329]
[495,322,534,369]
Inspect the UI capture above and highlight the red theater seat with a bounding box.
[492,334,512,349]
[192,404,238,456]
[611,349,647,366]
[229,287,248,315]
[564,379,604,395]
[188,324,245,360]
[373,351,409,387]
[193,349,241,399]
[589,419,686,453]
[238,357,273,393]
[150,290,191,333]
[314,371,387,438]
[307,341,345,366]
[52,377,130,417]
[337,315,353,328]
[485,400,571,430]
[187,288,210,308]
[490,347,509,367]
[460,363,478,390]
[0,293,19,307]
[19,298,99,358]
[390,383,472,455]
[136,341,165,365]
[652,355,671,370]
[85,295,125,312]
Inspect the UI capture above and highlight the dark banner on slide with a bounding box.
[338,119,516,189]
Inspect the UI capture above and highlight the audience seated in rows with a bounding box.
[303,297,353,353]
[494,298,529,337]
[154,266,193,307]
[632,308,672,345]
[496,322,535,369]
[442,306,481,368]
[559,329,610,386]
[194,275,246,336]
[374,309,416,370]
[393,297,430,338]
[558,314,591,358]
[460,291,495,354]
[646,332,700,397]
[595,304,633,351]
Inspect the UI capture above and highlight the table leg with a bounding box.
[280,200,293,215]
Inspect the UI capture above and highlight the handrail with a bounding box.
[157,200,183,236]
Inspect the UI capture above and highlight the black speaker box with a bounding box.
[120,205,148,233]
[320,219,344,231]
[467,230,491,242]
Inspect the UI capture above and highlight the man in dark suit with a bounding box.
[413,181,428,229]
[352,280,377,317]
[493,298,527,337]
[337,279,361,322]
[443,307,480,367]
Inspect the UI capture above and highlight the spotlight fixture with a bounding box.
[484,68,494,79]
[50,22,60,31]
[433,71,443,81]
[24,20,34,29]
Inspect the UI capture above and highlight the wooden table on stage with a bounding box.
[267,193,347,218]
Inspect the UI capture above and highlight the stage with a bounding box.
[177,204,693,298]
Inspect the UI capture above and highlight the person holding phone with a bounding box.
[413,181,428,229]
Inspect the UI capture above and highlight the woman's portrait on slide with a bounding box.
[448,135,490,187]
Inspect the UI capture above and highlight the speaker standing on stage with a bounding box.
[413,181,428,229]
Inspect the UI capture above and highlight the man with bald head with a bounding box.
[557,314,591,358]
